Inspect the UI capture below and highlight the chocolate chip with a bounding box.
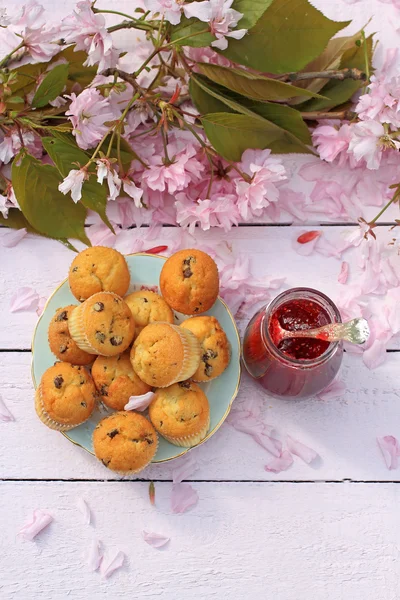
[142,297,148,303]
[59,344,67,354]
[101,458,111,467]
[144,435,154,445]
[203,349,217,361]
[159,420,163,427]
[81,401,87,408]
[79,377,85,385]
[193,307,199,312]
[183,256,195,266]
[179,381,191,389]
[54,376,63,389]
[95,331,106,343]
[99,384,109,396]
[107,429,119,439]
[183,267,192,278]
[56,310,68,322]
[110,336,123,346]
[72,266,78,273]
[93,302,104,312]
[113,297,120,303]
[204,363,213,377]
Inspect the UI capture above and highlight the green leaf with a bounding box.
[197,63,326,101]
[12,152,90,245]
[0,208,36,232]
[32,63,70,108]
[42,137,113,231]
[231,0,273,29]
[299,34,373,112]
[57,47,97,89]
[222,0,349,74]
[7,96,25,104]
[99,135,136,173]
[201,113,314,160]
[170,16,215,47]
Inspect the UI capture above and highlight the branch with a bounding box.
[300,110,355,120]
[287,68,366,82]
[107,19,154,33]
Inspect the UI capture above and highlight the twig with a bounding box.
[301,110,355,120]
[287,68,366,82]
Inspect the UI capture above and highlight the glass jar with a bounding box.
[242,288,343,399]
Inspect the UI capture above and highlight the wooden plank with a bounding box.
[1,351,399,482]
[2,480,399,599]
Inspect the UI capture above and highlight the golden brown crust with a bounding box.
[91,351,151,411]
[130,322,200,387]
[125,290,174,336]
[93,412,158,474]
[48,305,93,365]
[69,246,130,301]
[69,292,135,356]
[148,381,210,446]
[37,363,96,428]
[159,249,219,315]
[180,316,230,381]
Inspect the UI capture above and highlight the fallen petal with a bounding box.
[10,287,39,313]
[124,391,155,412]
[0,395,15,422]
[293,230,321,256]
[36,297,47,317]
[265,451,293,474]
[0,228,27,248]
[171,483,198,513]
[142,530,170,549]
[317,379,346,401]
[286,435,318,464]
[18,509,53,541]
[363,339,387,370]
[377,435,400,470]
[172,454,198,484]
[338,261,349,284]
[76,497,91,525]
[100,550,125,579]
[85,539,103,571]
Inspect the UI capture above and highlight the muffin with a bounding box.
[35,363,97,431]
[68,246,130,301]
[93,411,158,474]
[149,381,210,447]
[180,316,230,382]
[91,351,151,411]
[68,292,135,356]
[159,249,219,315]
[130,322,201,387]
[124,290,174,336]
[48,305,93,365]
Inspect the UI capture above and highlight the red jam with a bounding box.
[242,289,343,400]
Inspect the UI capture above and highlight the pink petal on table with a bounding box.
[286,435,318,464]
[338,261,349,284]
[227,412,281,457]
[172,454,198,484]
[0,395,15,422]
[10,287,39,313]
[36,297,47,317]
[171,483,198,513]
[265,451,294,474]
[377,435,400,470]
[293,230,321,256]
[253,433,282,457]
[124,391,155,412]
[18,509,53,541]
[0,228,27,248]
[85,539,103,571]
[142,530,170,549]
[76,497,91,525]
[315,235,343,259]
[88,221,117,247]
[363,339,387,370]
[100,550,125,579]
[317,379,346,401]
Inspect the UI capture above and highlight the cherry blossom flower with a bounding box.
[142,144,204,194]
[66,88,114,150]
[175,194,239,233]
[58,169,88,202]
[184,0,247,50]
[0,128,42,164]
[121,178,144,207]
[96,159,121,200]
[347,121,400,170]
[312,121,354,165]
[143,0,183,25]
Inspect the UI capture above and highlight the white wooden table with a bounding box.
[2,1,400,599]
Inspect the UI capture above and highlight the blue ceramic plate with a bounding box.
[31,253,241,463]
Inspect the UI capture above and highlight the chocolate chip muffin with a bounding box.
[130,322,201,388]
[93,412,158,474]
[159,249,219,315]
[149,381,210,447]
[91,351,151,411]
[48,305,93,365]
[68,246,130,302]
[180,316,230,382]
[124,290,174,337]
[35,363,97,431]
[68,292,135,356]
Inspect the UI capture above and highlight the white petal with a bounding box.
[10,287,39,313]
[18,509,53,541]
[85,539,103,571]
[0,394,15,422]
[183,1,212,22]
[76,497,91,525]
[124,391,155,412]
[142,530,170,548]
[100,550,125,579]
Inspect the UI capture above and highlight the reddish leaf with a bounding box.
[297,231,321,244]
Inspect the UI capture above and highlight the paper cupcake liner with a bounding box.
[34,386,80,432]
[159,324,201,387]
[96,433,159,475]
[161,415,210,448]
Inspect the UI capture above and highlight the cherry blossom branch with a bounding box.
[288,68,366,82]
[0,41,25,68]
[369,184,400,227]
[106,18,156,33]
[301,110,355,120]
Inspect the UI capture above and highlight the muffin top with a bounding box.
[180,316,230,381]
[159,249,219,315]
[130,322,198,387]
[149,381,210,440]
[68,246,130,301]
[73,292,135,356]
[124,290,174,336]
[93,412,158,473]
[39,363,96,426]
[48,305,93,365]
[92,351,151,411]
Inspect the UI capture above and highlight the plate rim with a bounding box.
[31,252,242,464]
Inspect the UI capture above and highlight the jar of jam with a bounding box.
[242,288,343,399]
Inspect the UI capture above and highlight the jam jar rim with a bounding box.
[261,287,342,368]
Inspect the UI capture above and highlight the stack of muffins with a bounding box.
[36,247,231,475]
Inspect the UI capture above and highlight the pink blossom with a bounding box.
[265,451,294,473]
[377,435,400,470]
[348,120,400,170]
[175,194,239,233]
[117,40,162,88]
[96,159,121,200]
[66,88,114,150]
[58,169,88,202]
[0,128,42,164]
[0,136,14,164]
[122,178,144,207]
[234,149,287,220]
[124,101,154,134]
[143,0,183,25]
[142,145,204,194]
[184,0,247,50]
[312,121,353,165]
